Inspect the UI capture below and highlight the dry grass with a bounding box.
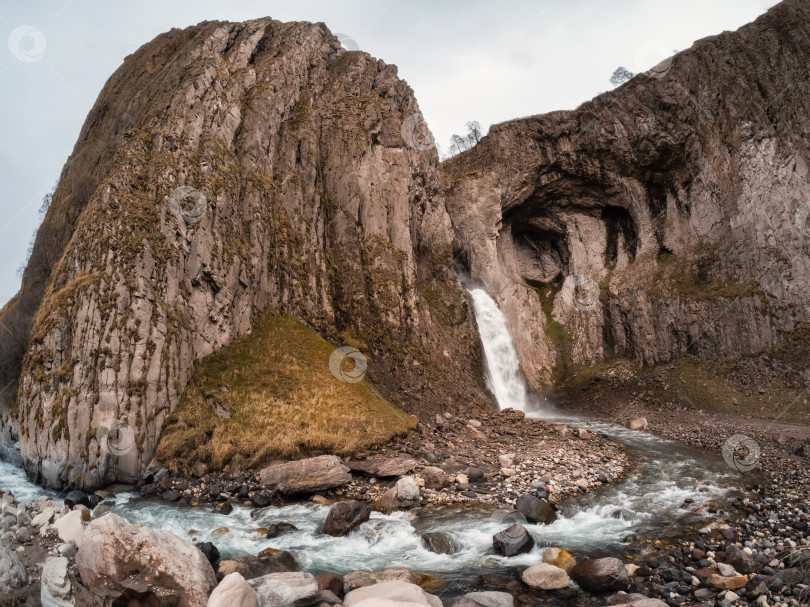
[156,310,417,472]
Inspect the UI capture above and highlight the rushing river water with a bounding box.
[0,287,746,598]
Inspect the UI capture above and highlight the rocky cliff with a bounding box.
[0,18,489,489]
[445,0,810,390]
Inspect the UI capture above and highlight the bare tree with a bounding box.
[445,121,486,158]
[610,66,635,86]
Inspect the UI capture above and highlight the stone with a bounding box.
[421,532,459,555]
[207,573,259,607]
[542,547,576,572]
[258,456,352,495]
[251,492,274,508]
[706,574,748,590]
[570,558,629,593]
[522,563,570,590]
[64,491,90,509]
[466,468,485,482]
[492,524,535,557]
[0,542,27,590]
[76,513,216,605]
[247,572,320,607]
[498,454,515,468]
[451,591,516,606]
[421,467,450,490]
[40,557,73,607]
[515,494,556,524]
[323,500,371,537]
[317,573,343,596]
[195,541,220,566]
[725,545,759,574]
[216,555,295,581]
[343,580,442,607]
[716,562,737,577]
[348,458,418,477]
[266,522,298,538]
[374,476,421,513]
[625,418,649,431]
[53,510,84,548]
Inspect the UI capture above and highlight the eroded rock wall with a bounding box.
[0,18,488,489]
[444,0,810,389]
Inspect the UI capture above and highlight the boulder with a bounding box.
[522,563,570,590]
[207,573,258,607]
[247,572,320,607]
[64,490,91,509]
[53,510,84,548]
[625,418,648,431]
[216,554,295,581]
[542,547,576,572]
[349,458,418,477]
[570,558,629,593]
[0,542,27,590]
[344,581,442,607]
[40,557,73,607]
[421,467,450,490]
[258,455,351,494]
[317,573,343,596]
[421,532,459,555]
[266,523,298,538]
[195,541,221,567]
[374,476,421,513]
[76,513,216,606]
[515,494,556,524]
[323,500,371,537]
[492,524,535,557]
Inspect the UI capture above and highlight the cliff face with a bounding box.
[0,18,489,489]
[444,0,810,390]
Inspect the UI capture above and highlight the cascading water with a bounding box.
[466,287,543,413]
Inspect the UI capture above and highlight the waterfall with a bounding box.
[467,287,544,413]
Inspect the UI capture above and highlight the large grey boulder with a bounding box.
[207,573,258,607]
[76,513,216,606]
[258,456,351,495]
[374,476,422,513]
[0,541,27,590]
[449,591,516,606]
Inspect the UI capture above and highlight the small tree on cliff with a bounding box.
[446,121,485,158]
[610,66,635,86]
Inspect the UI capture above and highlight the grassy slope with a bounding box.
[156,309,417,472]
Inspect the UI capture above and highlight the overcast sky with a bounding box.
[0,0,779,305]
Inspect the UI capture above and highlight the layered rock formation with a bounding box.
[0,18,488,489]
[445,0,810,388]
